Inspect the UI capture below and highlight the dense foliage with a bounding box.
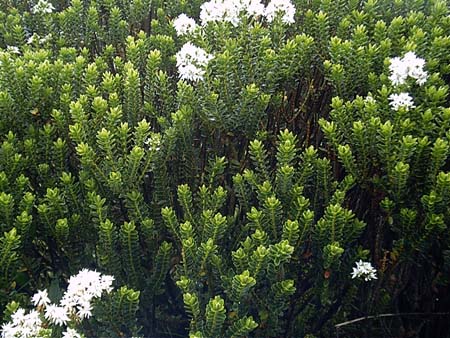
[0,0,449,337]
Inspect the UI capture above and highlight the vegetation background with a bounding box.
[0,0,450,337]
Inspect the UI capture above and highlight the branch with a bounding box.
[335,312,450,329]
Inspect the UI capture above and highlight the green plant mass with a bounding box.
[0,0,450,337]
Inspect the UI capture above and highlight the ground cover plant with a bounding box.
[0,0,450,337]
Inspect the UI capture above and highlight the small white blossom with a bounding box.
[389,92,415,111]
[27,33,52,45]
[27,34,36,44]
[62,328,82,338]
[100,275,115,293]
[60,295,77,311]
[77,302,93,319]
[176,42,213,82]
[144,133,162,151]
[32,289,51,308]
[388,56,407,86]
[1,309,43,338]
[236,0,265,17]
[351,260,378,281]
[364,95,376,104]
[1,322,17,338]
[249,0,266,16]
[173,14,198,36]
[403,51,428,85]
[389,51,428,86]
[45,304,70,326]
[264,0,296,24]
[10,309,26,324]
[39,34,52,44]
[6,46,20,54]
[31,0,55,14]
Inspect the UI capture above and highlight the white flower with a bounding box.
[388,56,407,86]
[389,51,428,86]
[60,294,77,310]
[39,34,52,44]
[1,322,17,338]
[403,51,428,85]
[66,269,104,299]
[27,34,37,44]
[234,0,265,17]
[178,63,206,82]
[389,92,415,111]
[1,309,43,338]
[32,289,51,308]
[10,309,26,323]
[176,42,213,82]
[62,328,82,338]
[60,269,115,321]
[173,14,198,36]
[351,260,378,281]
[44,304,70,326]
[23,310,41,325]
[264,0,296,24]
[144,133,162,151]
[200,0,265,26]
[77,302,93,319]
[6,46,20,54]
[31,0,55,14]
[100,275,115,293]
[27,33,51,45]
[364,95,376,104]
[243,0,265,17]
[2,269,115,337]
[200,0,241,26]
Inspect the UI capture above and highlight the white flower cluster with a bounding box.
[27,33,52,45]
[58,269,114,322]
[264,0,296,24]
[176,42,213,82]
[199,0,294,26]
[173,0,295,80]
[44,304,70,326]
[243,0,267,17]
[200,0,240,27]
[388,92,416,111]
[387,51,428,112]
[0,309,43,338]
[389,51,428,86]
[200,0,265,26]
[173,14,198,36]
[351,260,378,281]
[31,0,55,14]
[63,328,82,338]
[144,132,162,151]
[6,46,20,54]
[1,269,114,338]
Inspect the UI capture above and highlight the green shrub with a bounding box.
[165,130,368,336]
[0,0,449,337]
